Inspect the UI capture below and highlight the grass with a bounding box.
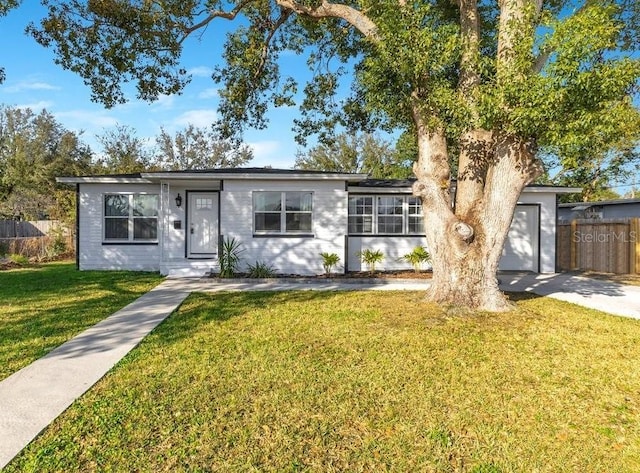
[6,290,640,472]
[0,261,162,381]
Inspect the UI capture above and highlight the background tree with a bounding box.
[0,105,93,221]
[30,0,640,311]
[155,124,252,170]
[294,133,413,178]
[95,124,155,174]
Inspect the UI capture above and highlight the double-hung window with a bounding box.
[407,196,424,234]
[254,191,313,234]
[104,194,159,242]
[347,195,423,235]
[348,196,373,234]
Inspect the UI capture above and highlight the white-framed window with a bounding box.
[253,191,313,234]
[347,195,423,235]
[104,194,159,242]
[348,196,374,234]
[408,196,424,234]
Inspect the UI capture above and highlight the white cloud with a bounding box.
[198,87,220,99]
[188,66,214,78]
[16,101,55,111]
[3,80,60,93]
[55,110,120,129]
[173,109,218,128]
[152,94,175,109]
[247,140,292,167]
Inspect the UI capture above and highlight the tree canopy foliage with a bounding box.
[0,105,92,220]
[155,124,252,170]
[295,133,413,178]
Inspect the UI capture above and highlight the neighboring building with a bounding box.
[57,168,578,276]
[558,198,640,222]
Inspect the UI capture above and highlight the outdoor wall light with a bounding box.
[175,193,183,208]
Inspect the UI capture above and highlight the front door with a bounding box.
[188,192,218,258]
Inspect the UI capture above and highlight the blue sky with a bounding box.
[0,2,309,169]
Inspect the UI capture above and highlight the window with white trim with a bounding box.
[104,194,159,242]
[253,191,313,234]
[407,196,424,234]
[348,196,373,234]
[347,195,423,235]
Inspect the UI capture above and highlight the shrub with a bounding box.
[320,252,340,275]
[219,237,244,278]
[247,260,277,278]
[48,226,68,257]
[358,249,384,272]
[401,246,431,273]
[8,254,29,266]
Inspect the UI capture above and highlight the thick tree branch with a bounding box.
[275,0,380,41]
[178,0,255,43]
[458,0,481,99]
[255,10,293,80]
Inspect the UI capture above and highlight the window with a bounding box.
[408,196,424,234]
[104,194,159,242]
[254,191,313,234]
[377,196,404,234]
[347,195,423,235]
[348,196,373,233]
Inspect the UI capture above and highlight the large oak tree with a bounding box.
[29,0,640,310]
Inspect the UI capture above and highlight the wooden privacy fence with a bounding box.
[0,220,75,259]
[0,220,63,238]
[557,218,640,274]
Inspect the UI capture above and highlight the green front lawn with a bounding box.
[6,290,640,472]
[0,261,162,381]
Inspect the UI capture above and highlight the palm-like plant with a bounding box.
[401,246,431,273]
[358,249,384,272]
[320,252,340,275]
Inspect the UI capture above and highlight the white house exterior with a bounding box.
[57,169,577,276]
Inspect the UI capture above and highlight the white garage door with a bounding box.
[499,205,539,272]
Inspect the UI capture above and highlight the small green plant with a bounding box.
[320,252,340,275]
[358,249,384,272]
[8,254,29,266]
[401,246,431,273]
[48,227,68,257]
[219,237,244,278]
[247,260,277,278]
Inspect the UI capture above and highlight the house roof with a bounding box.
[351,179,580,194]
[558,198,640,208]
[56,168,581,194]
[57,168,369,184]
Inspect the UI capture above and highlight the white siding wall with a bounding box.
[347,193,559,273]
[347,236,429,272]
[78,183,162,271]
[220,179,348,275]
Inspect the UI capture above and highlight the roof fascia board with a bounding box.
[141,172,368,181]
[348,186,413,194]
[56,177,153,184]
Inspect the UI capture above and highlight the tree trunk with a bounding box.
[412,125,541,312]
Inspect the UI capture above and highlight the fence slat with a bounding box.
[557,218,637,274]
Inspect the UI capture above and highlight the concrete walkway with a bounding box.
[1,272,639,469]
[499,272,640,319]
[0,279,192,469]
